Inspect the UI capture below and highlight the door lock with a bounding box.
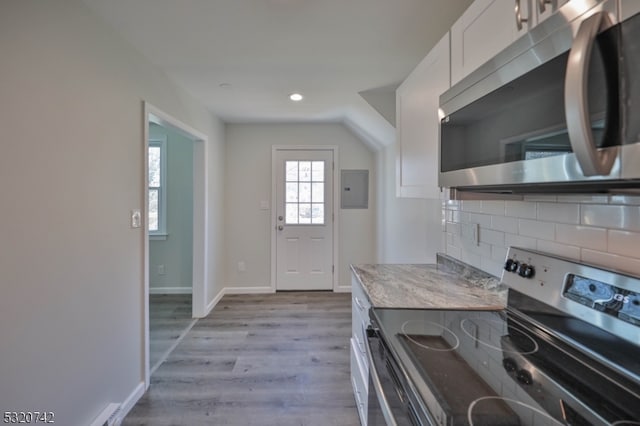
[278,225,284,231]
[278,216,283,221]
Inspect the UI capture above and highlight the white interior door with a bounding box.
[275,149,333,290]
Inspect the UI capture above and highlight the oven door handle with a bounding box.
[364,327,399,426]
[565,10,618,177]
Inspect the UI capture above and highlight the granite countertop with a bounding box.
[350,255,507,310]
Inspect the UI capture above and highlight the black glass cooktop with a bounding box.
[371,303,640,426]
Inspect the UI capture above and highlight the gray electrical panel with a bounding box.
[341,169,368,209]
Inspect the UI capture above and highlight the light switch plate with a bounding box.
[131,209,141,228]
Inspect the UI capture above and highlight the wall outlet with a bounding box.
[237,261,246,272]
[157,264,165,275]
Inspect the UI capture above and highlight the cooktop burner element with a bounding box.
[467,397,563,426]
[460,317,539,355]
[401,320,459,351]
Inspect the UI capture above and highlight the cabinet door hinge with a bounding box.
[332,265,335,274]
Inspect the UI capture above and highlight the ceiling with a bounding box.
[82,0,472,148]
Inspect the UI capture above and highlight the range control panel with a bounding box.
[504,257,535,278]
[501,247,640,343]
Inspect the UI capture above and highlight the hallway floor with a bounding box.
[124,292,359,426]
[149,294,195,373]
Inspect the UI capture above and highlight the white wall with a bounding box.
[149,124,194,293]
[224,123,376,289]
[0,1,225,425]
[376,143,443,263]
[443,195,640,278]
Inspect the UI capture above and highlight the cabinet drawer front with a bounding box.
[351,273,371,370]
[351,274,371,314]
[350,338,368,426]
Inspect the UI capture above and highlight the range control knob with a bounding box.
[517,369,533,385]
[507,259,520,273]
[517,263,535,279]
[502,357,518,373]
[504,258,514,272]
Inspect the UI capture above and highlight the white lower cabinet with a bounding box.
[350,273,370,426]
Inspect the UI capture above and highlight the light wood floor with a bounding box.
[149,294,196,373]
[124,292,360,426]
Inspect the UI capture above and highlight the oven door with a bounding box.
[364,325,424,426]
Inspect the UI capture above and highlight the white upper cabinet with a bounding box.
[396,33,450,199]
[534,0,569,26]
[451,0,533,85]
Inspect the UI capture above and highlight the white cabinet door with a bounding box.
[396,33,450,199]
[451,0,532,85]
[534,0,569,26]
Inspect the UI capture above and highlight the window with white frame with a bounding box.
[148,138,167,236]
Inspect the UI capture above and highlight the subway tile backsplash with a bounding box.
[442,196,640,278]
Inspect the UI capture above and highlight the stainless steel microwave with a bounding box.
[439,0,640,194]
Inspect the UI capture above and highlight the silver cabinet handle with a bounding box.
[537,0,551,14]
[515,0,528,31]
[354,296,365,311]
[565,11,618,176]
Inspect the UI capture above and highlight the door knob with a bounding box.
[278,225,284,231]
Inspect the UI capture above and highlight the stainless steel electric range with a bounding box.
[365,247,640,425]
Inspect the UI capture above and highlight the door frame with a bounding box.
[143,101,208,389]
[270,145,340,292]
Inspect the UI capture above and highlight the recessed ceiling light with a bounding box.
[289,93,304,102]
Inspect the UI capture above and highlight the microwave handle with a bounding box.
[565,11,618,177]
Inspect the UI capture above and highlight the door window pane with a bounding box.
[286,203,299,224]
[312,161,324,181]
[286,182,298,202]
[299,183,311,202]
[299,161,311,182]
[286,161,298,181]
[298,204,311,224]
[311,204,324,224]
[284,160,325,225]
[312,183,324,203]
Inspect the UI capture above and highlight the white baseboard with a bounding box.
[333,285,352,293]
[149,286,192,295]
[202,288,225,318]
[116,382,145,425]
[224,286,275,294]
